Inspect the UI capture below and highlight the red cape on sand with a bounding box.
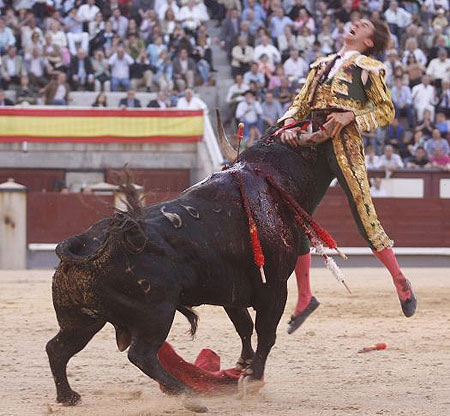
[157,342,242,394]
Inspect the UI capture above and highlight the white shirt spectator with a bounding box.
[283,56,308,80]
[49,30,67,49]
[178,3,209,30]
[426,57,450,81]
[253,43,281,64]
[226,81,250,104]
[385,5,412,29]
[108,52,134,79]
[402,49,427,66]
[365,153,380,169]
[412,82,436,120]
[78,3,100,22]
[236,99,263,124]
[379,153,404,169]
[176,95,208,111]
[158,0,180,20]
[423,0,449,12]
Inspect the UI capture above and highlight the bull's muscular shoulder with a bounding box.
[310,54,338,69]
[354,55,386,75]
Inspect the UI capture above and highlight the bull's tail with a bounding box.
[177,305,198,338]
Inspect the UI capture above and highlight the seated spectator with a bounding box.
[119,89,141,108]
[435,112,450,137]
[0,89,14,106]
[92,92,107,107]
[406,146,432,168]
[385,1,412,38]
[239,20,256,47]
[130,51,153,92]
[268,65,285,90]
[161,8,177,37]
[293,8,315,33]
[283,49,308,86]
[391,77,414,127]
[378,144,404,174]
[65,8,89,55]
[365,145,380,169]
[108,45,134,91]
[231,36,253,77]
[317,19,334,54]
[425,128,450,156]
[370,177,387,197]
[257,54,274,85]
[437,79,450,116]
[178,0,209,32]
[173,48,197,91]
[110,8,128,39]
[126,19,139,39]
[220,9,241,57]
[176,88,207,110]
[253,35,280,65]
[146,36,167,68]
[24,31,44,56]
[386,118,405,148]
[153,49,174,91]
[24,47,47,87]
[430,146,450,171]
[88,12,105,46]
[69,47,95,91]
[235,89,263,147]
[16,75,38,105]
[126,33,146,61]
[269,7,293,41]
[243,61,264,89]
[148,90,171,108]
[41,72,70,105]
[21,15,43,53]
[78,0,100,29]
[92,49,111,91]
[277,26,298,61]
[242,0,266,27]
[273,76,295,112]
[402,38,427,66]
[0,18,16,54]
[405,54,425,88]
[304,40,322,66]
[426,48,450,90]
[297,26,315,53]
[48,21,67,50]
[385,49,402,87]
[261,91,282,128]
[412,75,437,122]
[139,10,159,41]
[1,46,26,89]
[157,0,180,21]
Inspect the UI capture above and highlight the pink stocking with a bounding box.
[293,253,312,316]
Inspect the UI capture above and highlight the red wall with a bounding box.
[0,169,65,192]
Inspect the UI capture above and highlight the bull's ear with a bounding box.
[216,109,238,162]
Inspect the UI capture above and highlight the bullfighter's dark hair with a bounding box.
[366,19,391,56]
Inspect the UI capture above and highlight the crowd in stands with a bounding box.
[0,0,216,107]
[220,0,450,171]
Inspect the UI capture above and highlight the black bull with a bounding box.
[46,125,323,405]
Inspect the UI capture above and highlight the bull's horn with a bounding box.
[216,109,238,162]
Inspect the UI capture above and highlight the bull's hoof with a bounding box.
[237,374,264,397]
[400,280,417,318]
[183,396,208,413]
[235,357,252,371]
[57,390,81,406]
[287,296,320,334]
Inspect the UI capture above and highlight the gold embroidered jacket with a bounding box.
[279,53,395,132]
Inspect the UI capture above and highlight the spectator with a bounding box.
[92,92,107,107]
[1,46,26,89]
[153,49,174,91]
[425,128,450,156]
[235,89,263,147]
[69,47,95,91]
[412,75,437,121]
[24,47,47,87]
[365,145,380,169]
[0,89,14,106]
[253,35,280,65]
[384,1,412,37]
[78,0,100,27]
[173,48,196,91]
[261,91,282,128]
[92,49,111,91]
[0,18,15,53]
[416,109,435,138]
[391,77,414,127]
[176,88,207,110]
[226,73,249,120]
[108,45,134,91]
[386,118,405,148]
[410,129,428,154]
[370,177,387,197]
[16,75,38,105]
[21,15,43,53]
[242,0,266,26]
[110,8,128,39]
[426,48,450,90]
[402,38,427,67]
[119,89,141,108]
[220,9,241,56]
[41,72,70,105]
[147,90,171,108]
[406,146,432,168]
[379,145,404,174]
[130,51,153,92]
[192,35,213,85]
[269,7,293,41]
[435,112,450,137]
[293,8,315,34]
[243,61,265,88]
[65,8,89,55]
[273,76,295,112]
[146,36,167,68]
[430,146,450,171]
[278,26,298,60]
[385,49,402,87]
[48,21,67,50]
[157,0,180,21]
[231,36,253,77]
[257,54,274,84]
[297,26,315,53]
[437,79,450,116]
[178,0,209,32]
[283,48,308,85]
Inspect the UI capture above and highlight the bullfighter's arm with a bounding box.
[277,68,316,124]
[352,56,395,132]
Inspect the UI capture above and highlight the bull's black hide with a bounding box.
[46,128,319,406]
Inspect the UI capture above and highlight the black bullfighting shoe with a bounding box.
[400,280,417,318]
[287,296,320,335]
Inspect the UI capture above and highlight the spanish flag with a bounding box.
[0,108,204,143]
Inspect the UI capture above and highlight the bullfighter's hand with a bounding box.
[323,111,355,138]
[280,118,300,147]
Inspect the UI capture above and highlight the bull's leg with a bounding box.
[127,302,188,394]
[246,285,288,383]
[46,320,106,405]
[224,307,254,369]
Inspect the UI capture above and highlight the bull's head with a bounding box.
[216,109,238,163]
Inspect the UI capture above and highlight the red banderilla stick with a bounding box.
[358,343,387,353]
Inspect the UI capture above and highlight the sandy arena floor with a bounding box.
[1,267,449,416]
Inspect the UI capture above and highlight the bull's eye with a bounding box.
[160,206,182,228]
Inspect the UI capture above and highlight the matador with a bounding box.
[278,19,417,334]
